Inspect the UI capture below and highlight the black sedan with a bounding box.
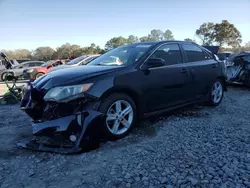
[20,41,227,153]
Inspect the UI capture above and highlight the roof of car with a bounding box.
[130,40,190,46]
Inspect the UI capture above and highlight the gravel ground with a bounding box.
[0,86,250,188]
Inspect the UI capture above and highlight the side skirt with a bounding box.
[143,98,206,118]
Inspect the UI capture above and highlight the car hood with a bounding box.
[33,65,123,91]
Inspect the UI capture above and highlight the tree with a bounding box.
[164,30,174,40]
[82,44,103,55]
[53,43,82,59]
[33,47,55,61]
[149,29,164,41]
[105,36,128,50]
[184,38,195,43]
[127,35,139,44]
[2,49,32,59]
[213,20,242,48]
[196,22,215,45]
[139,36,151,42]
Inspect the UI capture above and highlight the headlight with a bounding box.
[43,83,93,102]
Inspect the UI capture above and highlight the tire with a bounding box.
[1,72,14,81]
[206,79,224,106]
[35,72,44,79]
[242,72,250,88]
[243,79,250,88]
[98,93,137,140]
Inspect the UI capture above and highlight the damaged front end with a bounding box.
[18,81,105,154]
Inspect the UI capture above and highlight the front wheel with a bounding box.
[206,79,224,106]
[98,93,137,140]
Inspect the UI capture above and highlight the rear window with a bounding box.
[182,44,212,62]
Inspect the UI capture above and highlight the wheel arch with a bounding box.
[99,87,143,117]
[1,71,14,81]
[217,76,227,91]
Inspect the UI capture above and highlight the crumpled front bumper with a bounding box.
[18,82,105,154]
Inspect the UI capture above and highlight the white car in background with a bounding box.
[49,54,100,73]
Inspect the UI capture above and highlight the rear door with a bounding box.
[139,43,193,112]
[180,44,218,98]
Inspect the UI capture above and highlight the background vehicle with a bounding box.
[226,51,250,87]
[23,60,64,80]
[1,60,45,81]
[217,52,233,66]
[48,54,100,73]
[20,41,227,153]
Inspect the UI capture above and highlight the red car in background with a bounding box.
[23,60,64,80]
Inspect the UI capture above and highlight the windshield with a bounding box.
[88,44,152,66]
[41,61,53,67]
[66,56,87,65]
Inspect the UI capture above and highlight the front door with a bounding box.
[138,43,193,113]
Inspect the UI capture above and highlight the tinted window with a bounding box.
[182,44,212,62]
[35,62,43,66]
[53,61,63,67]
[18,64,29,69]
[28,63,35,67]
[149,44,182,65]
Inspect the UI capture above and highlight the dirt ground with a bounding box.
[0,85,250,188]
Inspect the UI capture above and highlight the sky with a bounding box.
[0,0,249,50]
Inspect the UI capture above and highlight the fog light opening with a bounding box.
[69,135,77,142]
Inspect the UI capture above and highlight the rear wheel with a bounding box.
[206,79,224,106]
[98,93,136,140]
[35,72,44,79]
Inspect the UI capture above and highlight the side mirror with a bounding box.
[144,58,165,68]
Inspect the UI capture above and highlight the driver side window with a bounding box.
[149,44,183,66]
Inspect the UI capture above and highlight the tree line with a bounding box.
[2,20,250,61]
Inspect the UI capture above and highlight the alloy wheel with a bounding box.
[106,100,134,135]
[212,81,223,104]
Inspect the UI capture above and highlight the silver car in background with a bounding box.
[49,54,100,73]
[1,60,45,81]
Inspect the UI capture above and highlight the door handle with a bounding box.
[212,63,218,68]
[180,68,188,74]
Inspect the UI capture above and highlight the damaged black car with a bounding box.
[20,41,227,153]
[226,51,250,87]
